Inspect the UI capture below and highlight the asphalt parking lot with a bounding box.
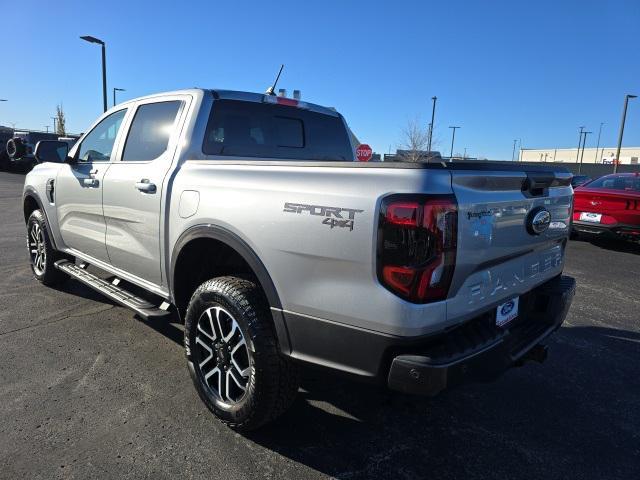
[0,171,638,480]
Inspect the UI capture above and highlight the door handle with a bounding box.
[83,178,99,187]
[135,179,157,193]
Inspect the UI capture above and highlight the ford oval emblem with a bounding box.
[526,207,551,235]
[500,301,515,316]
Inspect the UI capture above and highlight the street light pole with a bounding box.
[448,126,460,161]
[113,87,125,107]
[427,96,437,159]
[576,126,585,162]
[579,131,591,174]
[51,116,57,134]
[80,35,108,113]
[517,139,522,161]
[594,122,604,163]
[614,94,637,173]
[511,139,518,161]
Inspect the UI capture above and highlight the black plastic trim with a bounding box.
[22,187,57,250]
[282,275,575,388]
[387,275,576,396]
[170,224,282,310]
[282,310,403,378]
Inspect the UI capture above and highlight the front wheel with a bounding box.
[184,276,300,431]
[27,210,70,286]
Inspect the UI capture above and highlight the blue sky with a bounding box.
[2,0,639,159]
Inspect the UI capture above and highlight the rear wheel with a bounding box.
[27,210,70,286]
[184,276,299,431]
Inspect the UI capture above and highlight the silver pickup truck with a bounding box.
[23,88,575,431]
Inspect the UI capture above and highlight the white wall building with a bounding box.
[520,146,640,164]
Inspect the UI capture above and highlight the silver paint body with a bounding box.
[24,88,572,339]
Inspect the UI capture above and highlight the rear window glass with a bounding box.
[202,99,353,161]
[586,175,640,191]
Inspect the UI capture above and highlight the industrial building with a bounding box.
[520,146,640,164]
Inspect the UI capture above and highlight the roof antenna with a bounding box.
[265,64,284,96]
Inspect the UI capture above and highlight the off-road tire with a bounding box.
[6,137,26,159]
[184,276,300,431]
[27,210,71,286]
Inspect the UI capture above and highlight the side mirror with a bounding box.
[34,140,69,164]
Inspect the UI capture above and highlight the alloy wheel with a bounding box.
[29,222,46,276]
[194,306,251,406]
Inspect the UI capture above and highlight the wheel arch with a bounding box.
[170,224,290,353]
[23,188,57,249]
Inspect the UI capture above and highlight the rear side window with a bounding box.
[122,101,181,162]
[202,100,353,161]
[587,175,640,191]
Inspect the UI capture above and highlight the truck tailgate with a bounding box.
[447,168,573,323]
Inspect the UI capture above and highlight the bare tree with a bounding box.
[55,104,66,136]
[398,118,429,162]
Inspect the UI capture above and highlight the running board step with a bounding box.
[54,260,172,320]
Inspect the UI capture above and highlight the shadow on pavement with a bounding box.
[572,234,640,255]
[241,325,639,479]
[51,261,640,478]
[52,278,117,305]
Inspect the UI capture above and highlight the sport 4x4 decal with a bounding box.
[283,202,364,231]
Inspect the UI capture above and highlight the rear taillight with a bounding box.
[377,195,457,303]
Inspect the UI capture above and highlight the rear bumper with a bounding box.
[281,275,576,395]
[573,221,640,238]
[386,275,576,396]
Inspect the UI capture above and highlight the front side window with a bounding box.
[77,109,127,162]
[122,101,182,162]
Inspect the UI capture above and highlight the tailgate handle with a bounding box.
[522,172,555,197]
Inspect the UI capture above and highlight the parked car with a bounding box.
[0,126,14,171]
[571,174,592,188]
[23,88,575,431]
[5,131,78,172]
[572,173,640,241]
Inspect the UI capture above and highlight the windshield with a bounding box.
[585,175,640,192]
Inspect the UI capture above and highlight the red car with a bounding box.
[572,173,640,240]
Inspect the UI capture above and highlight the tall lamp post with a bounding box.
[113,87,125,107]
[614,94,637,173]
[576,126,585,162]
[80,35,107,112]
[579,131,591,174]
[427,96,437,159]
[51,116,57,134]
[594,122,604,163]
[448,126,460,161]
[511,139,518,161]
[0,99,6,123]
